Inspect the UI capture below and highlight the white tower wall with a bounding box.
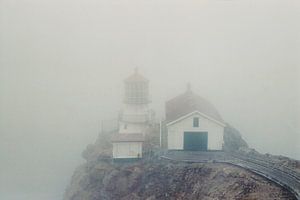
[118,70,152,135]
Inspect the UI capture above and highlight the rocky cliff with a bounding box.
[64,159,296,200]
[64,125,298,200]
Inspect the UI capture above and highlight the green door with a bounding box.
[184,132,208,151]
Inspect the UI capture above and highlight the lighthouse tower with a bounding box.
[119,69,152,134]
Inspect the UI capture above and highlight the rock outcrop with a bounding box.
[223,123,248,152]
[64,159,296,200]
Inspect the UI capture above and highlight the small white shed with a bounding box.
[166,87,226,151]
[111,133,144,160]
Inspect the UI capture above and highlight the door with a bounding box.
[184,132,208,151]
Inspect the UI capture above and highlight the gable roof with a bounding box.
[166,110,226,127]
[111,133,145,142]
[165,90,225,125]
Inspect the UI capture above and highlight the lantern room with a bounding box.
[124,69,150,105]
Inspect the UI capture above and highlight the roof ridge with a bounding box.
[165,90,224,124]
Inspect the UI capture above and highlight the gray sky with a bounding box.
[0,0,299,199]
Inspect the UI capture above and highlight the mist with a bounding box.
[0,0,299,199]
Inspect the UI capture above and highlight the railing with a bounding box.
[160,151,300,200]
[230,153,300,200]
[123,95,152,104]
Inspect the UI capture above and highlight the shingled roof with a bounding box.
[111,133,145,142]
[165,89,224,124]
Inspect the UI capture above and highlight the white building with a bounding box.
[111,134,144,160]
[112,69,152,160]
[166,85,226,151]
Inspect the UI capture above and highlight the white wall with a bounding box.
[112,142,143,158]
[167,113,224,150]
[121,104,150,123]
[119,104,150,134]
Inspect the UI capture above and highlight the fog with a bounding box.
[0,0,299,199]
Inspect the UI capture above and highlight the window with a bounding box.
[193,117,199,127]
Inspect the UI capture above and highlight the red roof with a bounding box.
[165,90,224,124]
[111,133,145,142]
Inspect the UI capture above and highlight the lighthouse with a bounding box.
[119,69,152,134]
[111,69,152,160]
